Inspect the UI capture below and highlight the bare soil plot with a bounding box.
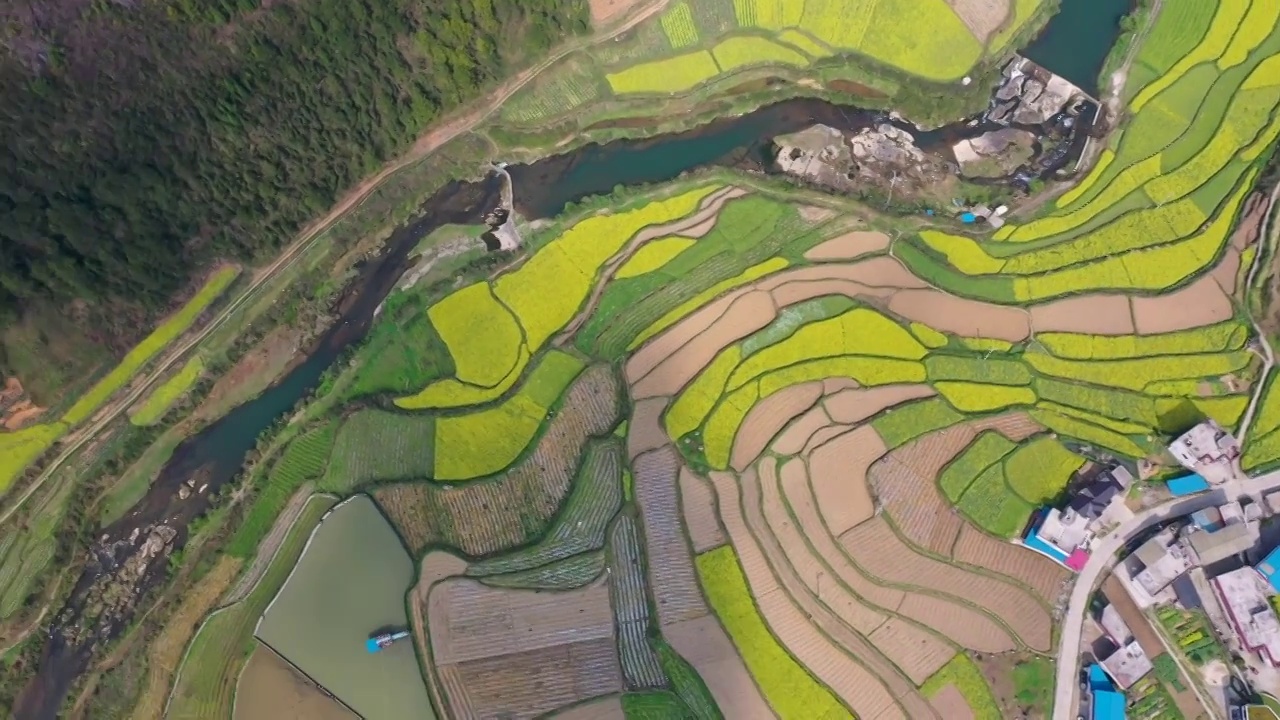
[867,618,956,683]
[952,525,1069,605]
[550,695,626,719]
[234,646,356,720]
[804,231,891,262]
[732,381,824,470]
[408,552,468,714]
[946,0,1008,42]
[867,426,974,555]
[589,0,644,26]
[663,615,775,719]
[679,466,727,553]
[823,377,860,394]
[969,413,1042,442]
[626,286,765,387]
[770,278,896,307]
[628,397,670,459]
[806,425,886,535]
[798,205,839,223]
[375,365,620,555]
[438,639,623,720]
[823,385,937,425]
[801,423,855,456]
[707,469,905,720]
[631,290,776,399]
[929,683,976,720]
[633,446,710,626]
[896,593,1015,654]
[772,403,835,455]
[1211,247,1242,297]
[1132,273,1234,334]
[1029,294,1134,335]
[427,577,622,719]
[840,517,1053,651]
[889,290,1031,341]
[762,256,930,290]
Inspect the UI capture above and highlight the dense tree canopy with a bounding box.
[0,0,587,377]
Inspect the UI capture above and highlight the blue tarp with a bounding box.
[961,212,977,223]
[1167,474,1209,496]
[1259,546,1280,592]
[1093,690,1126,720]
[1023,525,1070,562]
[1191,508,1224,532]
[1088,664,1113,692]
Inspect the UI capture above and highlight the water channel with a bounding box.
[15,5,1129,715]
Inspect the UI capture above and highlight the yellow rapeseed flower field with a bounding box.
[778,29,832,58]
[1005,155,1162,242]
[1036,321,1248,360]
[712,36,810,72]
[1056,149,1115,209]
[666,346,743,441]
[606,51,721,94]
[756,355,926,397]
[419,282,525,390]
[936,382,1036,413]
[660,2,699,49]
[702,381,759,468]
[615,236,695,279]
[1029,409,1148,458]
[1131,0,1248,112]
[1025,350,1251,393]
[1217,0,1280,69]
[918,230,1005,275]
[911,322,950,348]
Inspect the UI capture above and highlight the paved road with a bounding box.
[1052,470,1280,720]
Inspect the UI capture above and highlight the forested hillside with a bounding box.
[0,0,588,397]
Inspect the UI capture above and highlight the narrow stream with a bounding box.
[15,5,1131,707]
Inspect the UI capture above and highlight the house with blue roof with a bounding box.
[1258,545,1280,592]
[1168,473,1210,497]
[1088,664,1126,720]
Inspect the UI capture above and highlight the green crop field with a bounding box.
[920,653,1001,720]
[129,357,204,426]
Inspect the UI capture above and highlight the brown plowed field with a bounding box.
[772,404,834,455]
[840,517,1052,651]
[823,385,936,425]
[806,426,886,535]
[1029,294,1135,335]
[680,467,727,553]
[375,365,620,555]
[751,462,888,635]
[1132,273,1235,334]
[969,413,1042,442]
[633,446,710,626]
[867,618,956,683]
[895,593,1015,653]
[823,377,860,395]
[550,695,626,720]
[439,638,624,720]
[804,231,891,262]
[888,290,1031,341]
[763,256,929,290]
[1211,247,1242,297]
[930,683,976,720]
[708,469,906,720]
[628,397,671,459]
[626,286,764,387]
[234,646,356,720]
[663,615,776,719]
[732,381,824,470]
[867,427,974,555]
[946,0,1008,42]
[952,524,1068,604]
[801,423,855,456]
[409,551,468,717]
[769,278,896,307]
[631,290,776,399]
[427,577,615,664]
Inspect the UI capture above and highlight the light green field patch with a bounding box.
[938,431,1017,503]
[1025,350,1252,393]
[433,351,585,480]
[957,463,1034,538]
[1003,437,1084,504]
[871,397,965,449]
[740,296,858,357]
[961,337,1016,353]
[1035,321,1249,360]
[616,237,696,279]
[606,51,721,94]
[0,422,67,493]
[777,28,833,58]
[130,357,204,426]
[660,2,699,49]
[756,356,926,398]
[1029,409,1149,459]
[925,355,1032,385]
[920,653,1001,720]
[1033,401,1152,436]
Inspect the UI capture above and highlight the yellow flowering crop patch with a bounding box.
[1243,112,1280,161]
[872,396,966,448]
[130,357,204,426]
[630,257,789,350]
[757,356,926,398]
[1218,0,1280,69]
[1056,149,1115,209]
[712,36,810,72]
[911,322,949,349]
[739,0,806,28]
[615,236,696,279]
[1029,409,1149,458]
[607,51,721,95]
[666,346,743,441]
[917,231,1005,275]
[415,282,524,390]
[961,337,1016,353]
[1026,350,1252,393]
[1243,55,1280,90]
[1036,320,1249,360]
[396,345,530,410]
[1034,401,1152,435]
[1189,395,1250,429]
[778,29,833,58]
[660,2,699,49]
[925,355,1032,385]
[727,307,926,391]
[858,0,981,81]
[696,547,850,719]
[1004,437,1085,504]
[793,0,876,49]
[702,382,759,469]
[499,184,717,352]
[920,654,1001,720]
[1130,0,1248,113]
[0,422,69,493]
[936,382,1036,413]
[433,351,585,480]
[1004,156,1162,242]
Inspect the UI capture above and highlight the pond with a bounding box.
[1021,0,1133,95]
[254,495,431,720]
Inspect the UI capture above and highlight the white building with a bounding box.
[1169,420,1240,484]
[1212,567,1280,666]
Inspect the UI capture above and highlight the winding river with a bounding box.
[15,5,1128,714]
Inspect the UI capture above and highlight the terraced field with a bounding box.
[155,4,1280,718]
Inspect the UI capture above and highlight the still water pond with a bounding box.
[255,495,431,720]
[1021,0,1133,94]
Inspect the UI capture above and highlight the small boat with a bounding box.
[365,630,410,653]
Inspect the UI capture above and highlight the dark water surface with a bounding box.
[18,7,1123,707]
[1022,0,1133,94]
